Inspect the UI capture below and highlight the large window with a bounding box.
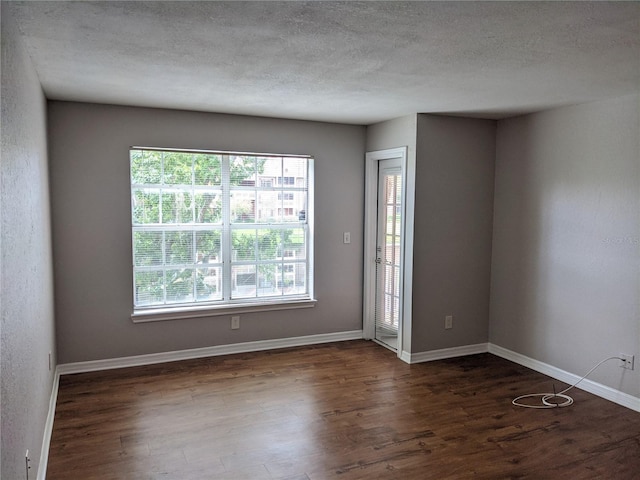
[130,148,313,312]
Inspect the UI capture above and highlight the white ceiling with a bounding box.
[6,1,640,125]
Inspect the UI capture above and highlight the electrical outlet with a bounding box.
[231,316,240,330]
[445,315,453,329]
[619,353,634,370]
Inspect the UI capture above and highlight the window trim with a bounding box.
[131,146,311,159]
[129,147,315,321]
[131,298,317,323]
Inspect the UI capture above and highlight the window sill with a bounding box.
[131,298,317,323]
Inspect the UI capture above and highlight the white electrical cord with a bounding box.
[512,356,622,409]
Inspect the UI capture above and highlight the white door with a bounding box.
[374,159,403,350]
[364,147,413,359]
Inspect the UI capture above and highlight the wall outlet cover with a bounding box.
[620,353,634,370]
[445,315,453,329]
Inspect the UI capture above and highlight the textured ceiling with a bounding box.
[6,1,640,124]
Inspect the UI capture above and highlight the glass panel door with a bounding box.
[375,159,403,350]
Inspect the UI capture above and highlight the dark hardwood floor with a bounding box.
[47,340,640,479]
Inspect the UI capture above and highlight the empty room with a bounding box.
[1,1,639,479]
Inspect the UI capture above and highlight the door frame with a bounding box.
[363,147,415,360]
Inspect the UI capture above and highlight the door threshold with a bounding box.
[373,338,397,353]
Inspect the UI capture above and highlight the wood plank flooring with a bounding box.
[47,340,640,479]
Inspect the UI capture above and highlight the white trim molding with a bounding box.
[489,343,640,413]
[401,343,489,364]
[363,146,414,360]
[37,369,60,480]
[58,330,364,375]
[132,299,317,323]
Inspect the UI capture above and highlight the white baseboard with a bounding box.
[37,369,60,480]
[400,343,489,364]
[489,343,640,413]
[57,330,364,375]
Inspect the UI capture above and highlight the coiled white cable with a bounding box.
[512,356,623,409]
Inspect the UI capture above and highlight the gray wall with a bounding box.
[365,114,495,354]
[490,95,640,396]
[48,102,366,363]
[412,115,496,353]
[366,114,417,154]
[1,7,57,479]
